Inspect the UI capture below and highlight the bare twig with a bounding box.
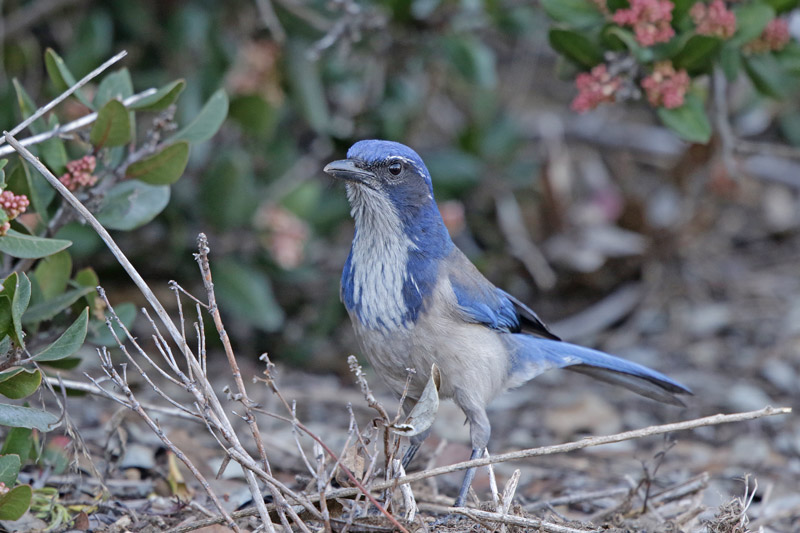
[93,347,241,532]
[421,503,595,533]
[174,406,790,531]
[0,88,156,159]
[3,130,278,531]
[254,0,286,43]
[0,50,139,156]
[44,376,201,421]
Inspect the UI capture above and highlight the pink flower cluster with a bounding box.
[571,64,622,113]
[745,18,791,53]
[59,155,97,191]
[612,0,675,47]
[0,190,30,219]
[690,0,736,39]
[0,190,30,236]
[641,61,690,109]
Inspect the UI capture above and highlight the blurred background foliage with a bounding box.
[2,0,798,375]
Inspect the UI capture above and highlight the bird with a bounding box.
[324,139,691,507]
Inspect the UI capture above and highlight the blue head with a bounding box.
[324,140,451,252]
[325,140,454,331]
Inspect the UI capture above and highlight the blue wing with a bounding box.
[445,249,559,339]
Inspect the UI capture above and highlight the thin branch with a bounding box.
[0,88,156,158]
[0,50,126,148]
[4,131,277,531]
[444,505,596,533]
[254,0,286,43]
[181,406,790,532]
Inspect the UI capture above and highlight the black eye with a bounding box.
[388,161,403,176]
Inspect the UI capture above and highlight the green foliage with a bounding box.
[0,484,32,520]
[171,89,229,143]
[0,44,229,511]
[0,231,71,259]
[0,454,21,486]
[543,0,800,141]
[214,260,284,333]
[125,142,190,185]
[90,99,132,148]
[96,181,171,230]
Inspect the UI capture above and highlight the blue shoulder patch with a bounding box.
[341,249,357,313]
[451,280,520,332]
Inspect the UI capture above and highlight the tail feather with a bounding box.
[506,336,691,405]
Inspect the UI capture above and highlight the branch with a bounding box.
[169,406,791,531]
[0,50,127,150]
[0,88,156,158]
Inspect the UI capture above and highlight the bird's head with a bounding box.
[324,140,436,217]
[325,139,452,258]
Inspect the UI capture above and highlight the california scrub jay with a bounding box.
[324,140,690,507]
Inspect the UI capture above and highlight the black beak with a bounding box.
[323,159,375,185]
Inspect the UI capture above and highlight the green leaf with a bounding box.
[764,0,800,12]
[0,428,32,462]
[672,35,723,75]
[0,273,31,347]
[730,2,775,47]
[0,484,32,520]
[12,80,46,136]
[0,159,7,190]
[442,36,498,89]
[0,230,72,259]
[14,159,55,223]
[743,54,788,98]
[549,29,603,68]
[214,260,284,332]
[720,44,742,81]
[657,93,712,144]
[228,94,277,138]
[22,287,92,325]
[603,27,653,62]
[33,250,72,300]
[671,0,696,24]
[39,115,69,177]
[88,302,136,347]
[130,79,186,111]
[0,455,21,486]
[0,369,41,400]
[90,99,132,149]
[44,48,93,109]
[540,0,605,27]
[285,42,330,135]
[74,267,99,309]
[171,88,228,142]
[125,142,189,185]
[776,42,800,75]
[93,68,133,108]
[96,181,170,230]
[33,308,88,362]
[0,404,58,431]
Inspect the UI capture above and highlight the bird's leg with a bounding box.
[453,394,492,507]
[402,427,431,470]
[454,447,485,507]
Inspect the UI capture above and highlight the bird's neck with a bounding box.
[342,186,452,332]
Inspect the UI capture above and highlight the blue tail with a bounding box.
[505,336,691,406]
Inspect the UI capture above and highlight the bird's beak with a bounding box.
[323,159,375,185]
